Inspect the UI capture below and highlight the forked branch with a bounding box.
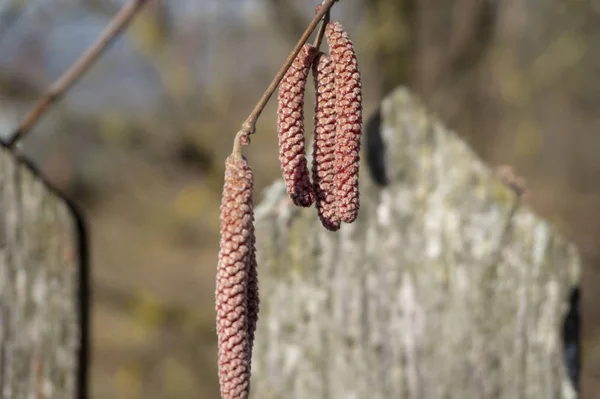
[6,0,150,148]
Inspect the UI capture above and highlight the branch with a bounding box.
[313,8,330,50]
[233,0,338,154]
[5,0,150,148]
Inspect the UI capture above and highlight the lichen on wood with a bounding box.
[251,88,580,399]
[0,146,83,398]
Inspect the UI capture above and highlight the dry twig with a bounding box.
[6,0,150,148]
[313,5,331,50]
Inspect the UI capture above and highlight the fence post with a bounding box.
[251,88,579,399]
[0,146,88,398]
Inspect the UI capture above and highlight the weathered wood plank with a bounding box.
[251,88,580,399]
[0,146,87,399]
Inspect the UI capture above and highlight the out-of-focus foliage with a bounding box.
[0,0,598,397]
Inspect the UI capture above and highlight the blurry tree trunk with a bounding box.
[0,146,86,398]
[251,88,579,399]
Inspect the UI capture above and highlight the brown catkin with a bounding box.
[326,21,362,223]
[277,43,317,207]
[312,52,341,231]
[216,154,255,399]
[246,224,259,365]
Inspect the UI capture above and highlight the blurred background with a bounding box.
[0,0,598,397]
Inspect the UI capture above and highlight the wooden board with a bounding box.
[0,145,88,399]
[251,88,580,399]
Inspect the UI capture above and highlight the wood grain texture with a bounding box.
[251,88,580,399]
[0,146,84,398]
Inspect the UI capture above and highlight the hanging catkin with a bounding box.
[325,21,362,223]
[215,153,255,399]
[312,52,341,231]
[246,224,259,364]
[277,43,317,207]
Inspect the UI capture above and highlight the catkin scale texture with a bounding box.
[246,226,259,362]
[216,154,256,399]
[312,52,341,231]
[326,21,362,223]
[277,44,317,207]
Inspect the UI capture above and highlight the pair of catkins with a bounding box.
[216,19,361,399]
[279,20,362,231]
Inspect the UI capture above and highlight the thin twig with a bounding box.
[313,8,330,50]
[233,0,337,150]
[6,0,150,148]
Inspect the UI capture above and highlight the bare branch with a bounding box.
[6,0,150,148]
[313,8,330,50]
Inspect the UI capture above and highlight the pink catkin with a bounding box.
[312,52,341,231]
[326,21,362,223]
[277,44,317,207]
[216,154,256,399]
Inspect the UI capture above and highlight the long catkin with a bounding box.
[277,43,317,207]
[246,223,259,366]
[312,52,341,231]
[325,21,362,223]
[216,154,255,399]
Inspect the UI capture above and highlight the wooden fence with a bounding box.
[0,87,580,398]
[0,146,88,398]
[251,88,580,399]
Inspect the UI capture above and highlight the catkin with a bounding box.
[246,225,259,364]
[216,154,255,399]
[326,21,362,223]
[277,43,317,207]
[312,52,341,231]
